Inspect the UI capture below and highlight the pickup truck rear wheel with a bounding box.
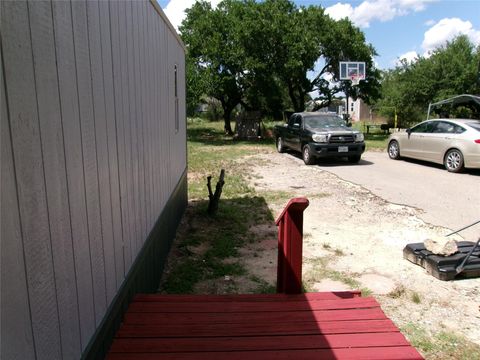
[302,145,316,165]
[276,137,286,153]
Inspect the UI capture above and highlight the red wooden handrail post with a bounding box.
[276,197,309,294]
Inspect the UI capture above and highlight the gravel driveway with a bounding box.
[314,151,480,241]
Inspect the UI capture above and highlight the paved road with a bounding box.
[315,151,480,241]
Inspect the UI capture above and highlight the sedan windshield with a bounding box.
[304,115,346,129]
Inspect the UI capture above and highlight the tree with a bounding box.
[181,1,249,134]
[246,1,380,112]
[186,58,206,117]
[181,0,381,130]
[311,18,381,109]
[376,35,480,126]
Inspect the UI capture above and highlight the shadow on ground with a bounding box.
[158,195,277,295]
[400,157,480,176]
[284,150,374,167]
[187,125,275,147]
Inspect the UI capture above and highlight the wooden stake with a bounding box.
[207,169,225,215]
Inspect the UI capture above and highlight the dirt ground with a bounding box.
[238,151,480,346]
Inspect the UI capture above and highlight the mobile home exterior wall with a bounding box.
[1,1,186,358]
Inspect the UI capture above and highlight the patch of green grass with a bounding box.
[351,122,389,150]
[161,259,205,294]
[402,323,436,354]
[160,119,284,294]
[188,146,263,200]
[387,285,406,299]
[205,261,246,279]
[401,323,480,360]
[411,291,422,304]
[187,119,280,201]
[310,192,331,200]
[162,120,277,292]
[161,197,260,293]
[327,269,372,296]
[303,257,372,296]
[249,275,276,294]
[258,190,292,205]
[178,232,204,248]
[320,243,346,257]
[365,133,390,151]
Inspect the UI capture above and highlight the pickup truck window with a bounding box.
[288,114,301,128]
[304,115,347,130]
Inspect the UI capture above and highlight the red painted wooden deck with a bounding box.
[107,291,423,359]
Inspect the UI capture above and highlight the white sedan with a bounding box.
[387,119,480,172]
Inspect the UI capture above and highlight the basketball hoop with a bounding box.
[350,74,364,86]
[339,61,366,85]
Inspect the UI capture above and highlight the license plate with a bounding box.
[338,146,348,152]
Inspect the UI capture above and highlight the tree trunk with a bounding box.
[223,110,233,135]
[287,81,305,112]
[220,99,234,135]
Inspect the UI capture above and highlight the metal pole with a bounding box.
[445,219,480,237]
[394,107,398,129]
[456,237,480,274]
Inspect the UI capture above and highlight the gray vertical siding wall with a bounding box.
[0,1,186,359]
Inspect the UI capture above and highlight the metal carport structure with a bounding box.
[427,94,480,119]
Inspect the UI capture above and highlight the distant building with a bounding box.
[345,97,387,123]
[305,99,344,114]
[305,98,387,124]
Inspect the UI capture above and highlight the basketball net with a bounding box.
[350,74,363,86]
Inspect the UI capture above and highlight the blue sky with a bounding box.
[157,0,480,69]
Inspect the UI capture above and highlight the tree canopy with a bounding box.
[375,35,480,127]
[180,0,380,133]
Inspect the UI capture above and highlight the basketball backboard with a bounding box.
[339,61,366,84]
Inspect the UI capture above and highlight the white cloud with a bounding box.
[325,0,435,28]
[163,0,222,31]
[396,0,430,12]
[396,50,418,65]
[324,3,354,21]
[422,18,480,55]
[424,19,435,26]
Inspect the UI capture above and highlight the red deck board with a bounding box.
[107,346,423,360]
[123,307,387,325]
[110,332,410,353]
[133,291,361,302]
[117,319,399,338]
[127,296,380,313]
[107,292,423,359]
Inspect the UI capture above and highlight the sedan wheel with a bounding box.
[302,145,315,165]
[388,140,401,160]
[444,149,464,173]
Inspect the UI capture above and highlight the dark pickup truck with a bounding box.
[274,112,365,165]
